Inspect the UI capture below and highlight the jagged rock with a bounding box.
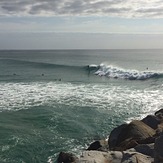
[87,140,102,150]
[156,123,163,136]
[114,138,139,151]
[117,120,155,143]
[78,150,153,163]
[154,133,163,163]
[117,137,155,152]
[109,123,127,150]
[121,152,153,163]
[80,151,114,163]
[142,115,160,129]
[155,109,163,116]
[155,109,163,121]
[57,110,163,163]
[57,152,78,163]
[127,143,154,157]
[87,139,109,151]
[109,120,155,151]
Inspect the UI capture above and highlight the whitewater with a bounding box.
[0,49,163,163]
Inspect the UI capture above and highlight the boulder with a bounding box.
[155,109,163,116]
[79,151,115,163]
[114,138,139,151]
[57,152,78,163]
[155,109,163,121]
[110,120,155,150]
[156,123,163,136]
[117,120,155,143]
[108,123,127,150]
[127,143,154,157]
[121,152,153,163]
[87,139,109,151]
[154,133,163,163]
[78,150,153,163]
[141,115,160,130]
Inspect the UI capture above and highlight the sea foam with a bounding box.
[0,81,163,121]
[94,64,159,80]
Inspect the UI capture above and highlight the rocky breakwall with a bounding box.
[57,109,163,163]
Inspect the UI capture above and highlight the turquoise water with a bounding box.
[0,49,163,162]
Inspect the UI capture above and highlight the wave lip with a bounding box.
[94,64,160,80]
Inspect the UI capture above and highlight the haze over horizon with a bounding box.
[0,0,163,49]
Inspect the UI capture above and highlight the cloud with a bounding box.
[0,0,163,18]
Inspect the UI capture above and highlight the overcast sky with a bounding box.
[0,0,163,49]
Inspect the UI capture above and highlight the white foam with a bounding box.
[0,81,163,122]
[88,64,98,68]
[95,64,159,80]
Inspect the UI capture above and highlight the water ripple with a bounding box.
[0,82,163,121]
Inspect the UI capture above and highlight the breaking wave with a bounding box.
[1,59,163,81]
[93,63,162,80]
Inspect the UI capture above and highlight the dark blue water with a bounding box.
[0,49,163,162]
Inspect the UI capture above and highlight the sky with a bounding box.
[0,0,163,49]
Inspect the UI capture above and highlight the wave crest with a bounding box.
[94,64,160,80]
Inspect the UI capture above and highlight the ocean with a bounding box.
[0,49,163,163]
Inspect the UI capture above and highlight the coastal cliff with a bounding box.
[57,109,163,163]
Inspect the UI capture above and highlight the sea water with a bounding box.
[0,49,163,163]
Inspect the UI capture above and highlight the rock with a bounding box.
[155,123,163,137]
[57,152,78,163]
[155,109,163,121]
[110,120,155,150]
[57,110,163,162]
[121,152,153,163]
[117,120,155,143]
[78,150,153,163]
[135,143,154,158]
[80,151,115,163]
[87,140,102,150]
[114,138,139,151]
[127,143,154,157]
[108,123,127,150]
[154,133,163,163]
[87,139,109,151]
[142,115,160,130]
[155,109,163,116]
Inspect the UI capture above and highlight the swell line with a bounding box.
[0,58,84,70]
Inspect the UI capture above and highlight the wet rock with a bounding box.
[155,109,163,121]
[57,110,163,162]
[117,120,155,143]
[109,120,155,151]
[142,115,160,130]
[114,138,139,151]
[108,123,127,150]
[87,140,102,150]
[87,139,109,151]
[57,152,78,163]
[154,133,163,163]
[127,143,154,157]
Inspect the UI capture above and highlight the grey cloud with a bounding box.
[0,0,163,18]
[136,6,163,13]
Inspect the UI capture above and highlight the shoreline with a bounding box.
[57,109,163,163]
